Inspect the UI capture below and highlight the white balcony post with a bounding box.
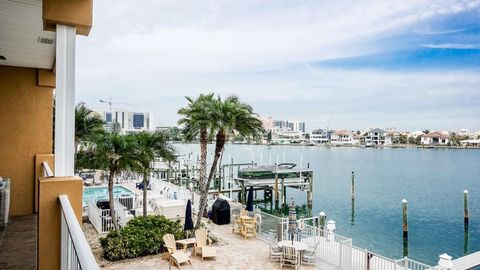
[55,25,76,176]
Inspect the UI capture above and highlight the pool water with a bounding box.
[83,186,135,205]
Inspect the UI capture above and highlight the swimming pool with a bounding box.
[83,185,135,205]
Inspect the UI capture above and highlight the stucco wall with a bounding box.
[38,177,83,270]
[0,65,54,216]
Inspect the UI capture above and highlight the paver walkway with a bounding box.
[100,221,316,270]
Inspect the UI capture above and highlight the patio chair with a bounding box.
[302,243,318,265]
[163,234,192,269]
[194,228,216,261]
[281,246,300,269]
[240,215,257,239]
[269,242,282,262]
[231,214,241,234]
[163,234,177,254]
[239,209,248,217]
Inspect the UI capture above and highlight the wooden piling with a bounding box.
[402,199,408,257]
[351,171,355,199]
[319,211,326,236]
[281,177,286,207]
[402,199,408,238]
[274,172,279,209]
[307,171,313,210]
[464,190,469,225]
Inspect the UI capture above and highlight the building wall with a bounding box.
[0,66,53,216]
[38,176,83,270]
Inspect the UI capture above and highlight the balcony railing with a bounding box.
[59,194,99,270]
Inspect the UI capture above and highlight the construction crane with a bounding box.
[99,98,131,111]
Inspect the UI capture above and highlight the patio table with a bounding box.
[277,240,308,264]
[176,238,196,251]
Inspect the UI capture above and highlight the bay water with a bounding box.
[174,143,480,265]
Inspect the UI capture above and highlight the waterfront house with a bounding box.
[0,1,98,269]
[365,128,391,145]
[421,132,449,145]
[331,130,358,145]
[310,129,331,144]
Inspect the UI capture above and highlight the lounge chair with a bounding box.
[281,246,300,269]
[194,228,216,261]
[163,234,192,269]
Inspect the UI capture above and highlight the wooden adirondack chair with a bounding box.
[163,234,192,269]
[194,228,216,260]
[163,234,177,254]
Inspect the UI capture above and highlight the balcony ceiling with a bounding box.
[0,0,55,69]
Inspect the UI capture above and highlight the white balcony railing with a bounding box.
[59,194,99,270]
[42,161,54,177]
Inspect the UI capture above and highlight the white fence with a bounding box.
[277,219,443,270]
[59,195,99,270]
[87,199,130,234]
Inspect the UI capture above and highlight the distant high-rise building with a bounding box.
[274,120,287,129]
[273,119,305,133]
[289,121,306,133]
[94,109,152,133]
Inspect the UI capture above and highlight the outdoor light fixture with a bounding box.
[0,55,6,60]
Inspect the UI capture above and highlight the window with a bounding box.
[133,114,144,128]
[106,112,112,123]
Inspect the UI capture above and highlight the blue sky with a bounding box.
[76,0,480,131]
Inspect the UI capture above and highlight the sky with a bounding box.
[76,0,480,132]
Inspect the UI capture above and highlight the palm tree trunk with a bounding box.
[194,129,208,228]
[108,166,118,230]
[195,131,225,228]
[143,170,149,217]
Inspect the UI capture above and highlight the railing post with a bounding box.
[60,213,67,270]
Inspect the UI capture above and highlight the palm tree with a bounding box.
[132,131,176,217]
[178,94,216,206]
[90,130,136,230]
[75,102,104,171]
[198,95,264,228]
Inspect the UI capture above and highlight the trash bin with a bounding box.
[211,198,230,225]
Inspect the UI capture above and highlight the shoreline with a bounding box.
[172,141,480,150]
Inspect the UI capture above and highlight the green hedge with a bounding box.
[100,215,185,261]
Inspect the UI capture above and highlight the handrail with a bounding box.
[42,161,54,177]
[59,194,99,270]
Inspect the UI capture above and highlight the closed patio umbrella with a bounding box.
[288,198,298,244]
[184,199,194,238]
[246,186,254,211]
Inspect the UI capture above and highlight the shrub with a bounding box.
[100,215,185,261]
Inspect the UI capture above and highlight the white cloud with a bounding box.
[422,43,480,49]
[76,0,480,130]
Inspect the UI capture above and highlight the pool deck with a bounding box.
[88,219,328,270]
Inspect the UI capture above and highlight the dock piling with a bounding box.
[464,190,469,225]
[319,211,326,236]
[402,199,408,257]
[351,171,355,199]
[274,172,279,209]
